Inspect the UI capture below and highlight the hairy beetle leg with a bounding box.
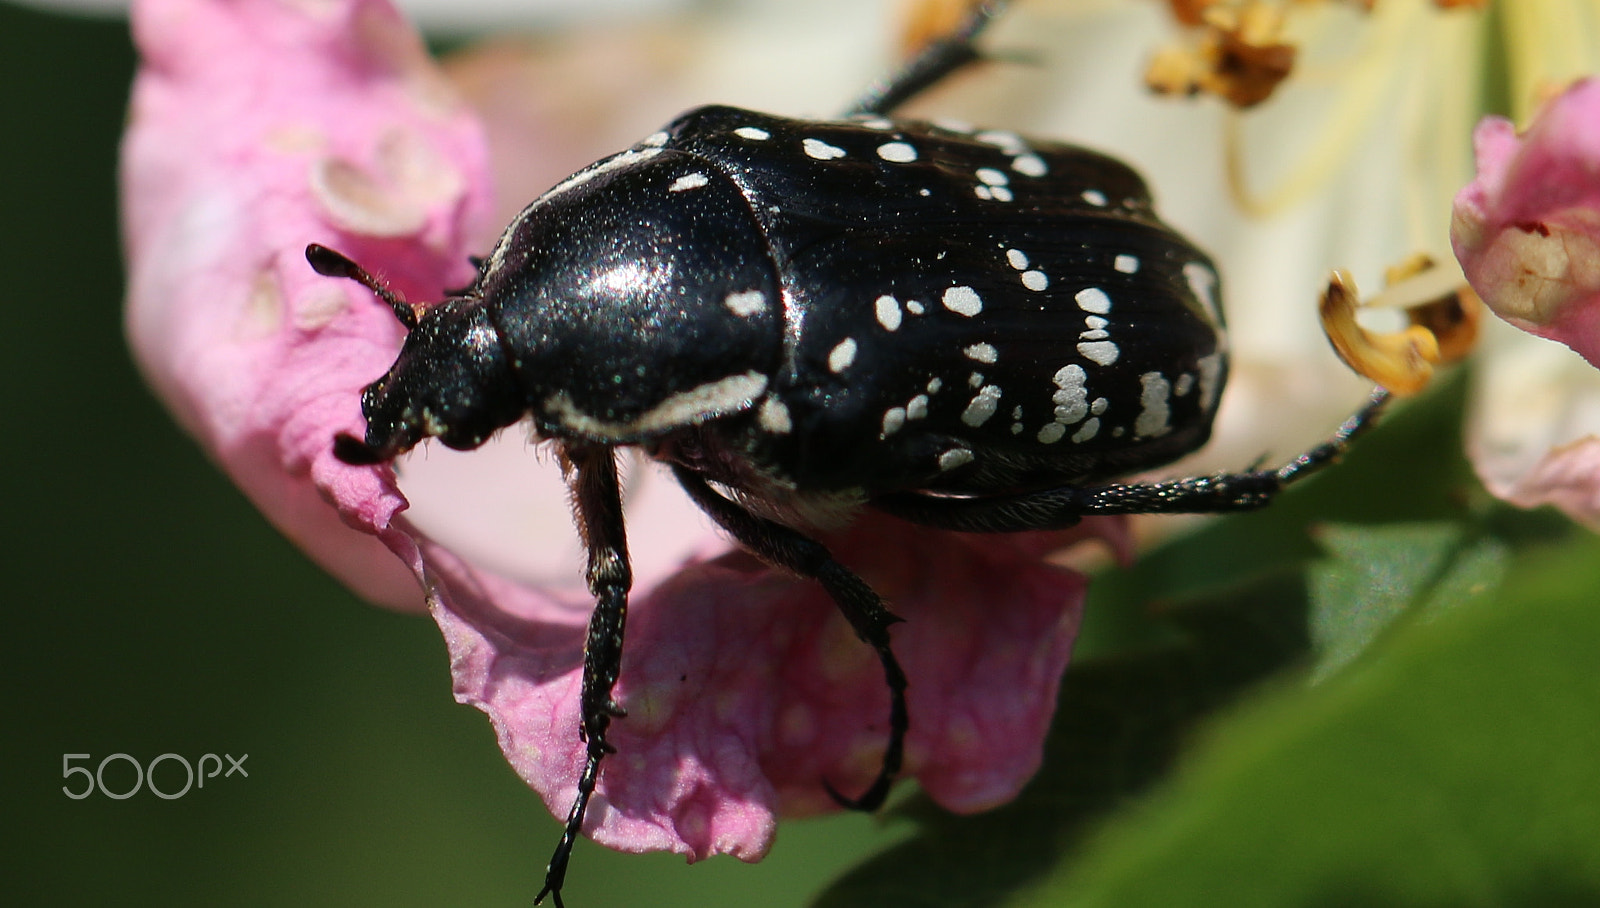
[671,466,908,813]
[538,445,633,908]
[873,389,1392,533]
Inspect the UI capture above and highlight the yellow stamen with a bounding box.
[1319,258,1481,394]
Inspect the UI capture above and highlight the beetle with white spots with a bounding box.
[304,4,1389,905]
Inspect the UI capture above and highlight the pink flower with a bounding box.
[1452,77,1600,367]
[1452,78,1600,529]
[121,0,1122,864]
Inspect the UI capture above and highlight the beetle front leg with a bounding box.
[670,465,908,812]
[537,444,632,908]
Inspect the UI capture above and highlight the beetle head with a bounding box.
[308,245,525,465]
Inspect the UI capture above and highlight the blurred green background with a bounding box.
[0,4,893,905]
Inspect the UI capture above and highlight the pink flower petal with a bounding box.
[1483,435,1600,531]
[1451,78,1600,366]
[439,513,1111,859]
[122,0,494,609]
[122,0,1124,863]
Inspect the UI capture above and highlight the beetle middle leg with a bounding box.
[537,443,632,908]
[671,464,909,812]
[874,389,1391,532]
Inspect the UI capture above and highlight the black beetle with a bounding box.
[309,4,1386,904]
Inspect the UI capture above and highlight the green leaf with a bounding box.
[815,569,1319,908]
[1015,533,1600,908]
[1307,523,1509,682]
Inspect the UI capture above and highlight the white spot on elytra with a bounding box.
[1012,154,1047,177]
[968,372,985,388]
[1072,418,1101,443]
[963,343,998,363]
[1091,397,1108,415]
[926,377,943,394]
[975,185,993,201]
[961,386,1002,426]
[976,168,1009,186]
[1081,189,1108,206]
[1037,422,1066,444]
[1115,254,1140,274]
[1022,270,1048,291]
[1135,372,1173,438]
[1077,341,1120,366]
[759,396,792,434]
[1010,422,1024,434]
[803,138,846,160]
[1075,287,1112,314]
[854,116,894,129]
[877,142,917,163]
[906,394,929,420]
[1085,316,1109,330]
[976,130,1025,152]
[1184,261,1223,326]
[1054,364,1086,387]
[641,131,669,147]
[1052,364,1088,424]
[1006,249,1029,270]
[918,188,932,197]
[942,285,983,316]
[875,295,903,331]
[668,172,709,192]
[828,338,857,373]
[938,448,975,471]
[724,290,767,317]
[905,300,925,315]
[881,407,907,437]
[735,126,770,141]
[1011,405,1023,419]
[1080,328,1110,341]
[1198,352,1224,405]
[1175,373,1196,396]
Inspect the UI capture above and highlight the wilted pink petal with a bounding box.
[1451,78,1600,366]
[1467,329,1600,529]
[122,0,1123,863]
[1483,435,1600,530]
[122,0,494,608]
[439,514,1112,858]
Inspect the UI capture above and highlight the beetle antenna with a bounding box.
[305,243,421,330]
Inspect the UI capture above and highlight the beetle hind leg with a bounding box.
[537,444,633,908]
[671,465,908,812]
[874,389,1391,532]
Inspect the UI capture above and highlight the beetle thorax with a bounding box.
[476,148,785,445]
